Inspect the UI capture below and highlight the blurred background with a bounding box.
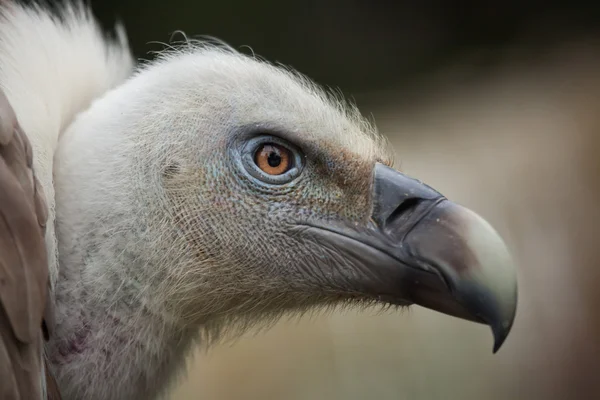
[89,1,600,399]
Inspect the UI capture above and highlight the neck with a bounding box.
[49,144,198,399]
[47,250,198,400]
[0,4,201,398]
[47,89,202,398]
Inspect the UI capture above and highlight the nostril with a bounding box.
[386,197,422,226]
[371,163,444,228]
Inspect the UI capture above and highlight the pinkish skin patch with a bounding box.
[54,316,123,364]
[56,323,91,364]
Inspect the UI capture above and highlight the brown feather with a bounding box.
[0,89,59,399]
[43,357,61,400]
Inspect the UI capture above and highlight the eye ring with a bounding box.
[240,135,304,185]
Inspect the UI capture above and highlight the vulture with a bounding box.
[0,1,518,399]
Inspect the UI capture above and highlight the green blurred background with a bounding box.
[84,2,600,399]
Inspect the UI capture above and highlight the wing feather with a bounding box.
[0,89,56,399]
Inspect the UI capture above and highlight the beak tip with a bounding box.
[457,204,518,354]
[492,328,507,354]
[491,309,516,353]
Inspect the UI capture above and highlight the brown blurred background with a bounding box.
[87,1,600,399]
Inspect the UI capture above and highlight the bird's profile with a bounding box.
[0,1,518,399]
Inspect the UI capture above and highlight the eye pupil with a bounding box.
[254,143,292,176]
[267,151,281,167]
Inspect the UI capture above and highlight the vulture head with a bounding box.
[56,44,516,342]
[0,2,518,400]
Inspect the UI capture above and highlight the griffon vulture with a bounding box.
[0,2,518,399]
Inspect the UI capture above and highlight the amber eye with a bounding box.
[239,135,304,185]
[254,144,292,175]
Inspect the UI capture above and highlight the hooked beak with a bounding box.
[296,163,518,352]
